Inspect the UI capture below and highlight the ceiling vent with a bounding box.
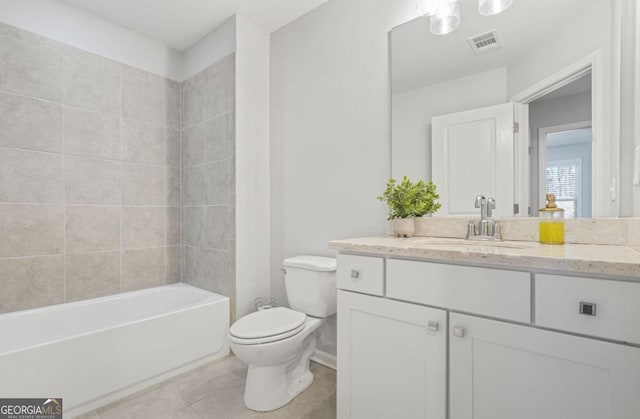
[467,29,502,55]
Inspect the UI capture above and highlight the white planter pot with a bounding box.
[393,218,415,238]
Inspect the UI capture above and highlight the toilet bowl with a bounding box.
[229,255,337,412]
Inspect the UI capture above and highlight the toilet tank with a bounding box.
[282,255,337,318]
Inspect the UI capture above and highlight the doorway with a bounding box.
[528,74,592,216]
[510,52,611,217]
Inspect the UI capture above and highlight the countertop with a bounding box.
[329,236,640,278]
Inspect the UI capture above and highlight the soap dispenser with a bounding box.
[539,193,565,245]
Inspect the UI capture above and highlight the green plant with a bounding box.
[377,176,442,220]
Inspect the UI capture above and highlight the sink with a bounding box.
[414,238,536,250]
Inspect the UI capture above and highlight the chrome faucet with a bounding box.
[475,195,489,237]
[487,197,495,217]
[466,195,502,241]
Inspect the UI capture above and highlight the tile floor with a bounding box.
[76,356,336,419]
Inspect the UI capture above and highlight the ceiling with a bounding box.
[59,0,327,51]
[391,0,600,94]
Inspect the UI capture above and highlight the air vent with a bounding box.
[467,29,502,55]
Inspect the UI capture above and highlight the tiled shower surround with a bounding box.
[0,22,236,314]
[181,56,236,317]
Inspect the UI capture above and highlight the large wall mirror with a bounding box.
[390,0,624,218]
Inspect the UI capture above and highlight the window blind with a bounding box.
[546,162,578,218]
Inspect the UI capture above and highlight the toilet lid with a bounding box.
[282,255,337,271]
[230,307,307,341]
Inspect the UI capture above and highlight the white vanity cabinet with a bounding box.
[337,289,447,419]
[449,312,640,419]
[336,254,640,419]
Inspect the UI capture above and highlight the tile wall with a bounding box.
[181,54,237,318]
[0,23,182,313]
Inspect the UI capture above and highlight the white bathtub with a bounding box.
[0,283,230,418]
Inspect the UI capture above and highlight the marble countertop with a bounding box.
[329,236,640,278]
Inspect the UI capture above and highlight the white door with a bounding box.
[337,290,446,419]
[449,313,640,419]
[432,103,514,216]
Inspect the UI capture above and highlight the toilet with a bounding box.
[229,255,337,412]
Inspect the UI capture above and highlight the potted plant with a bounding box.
[377,176,442,237]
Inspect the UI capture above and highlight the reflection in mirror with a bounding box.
[390,0,616,217]
[529,74,592,217]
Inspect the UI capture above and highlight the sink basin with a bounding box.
[414,238,536,250]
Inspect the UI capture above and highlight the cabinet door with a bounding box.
[337,290,446,419]
[450,313,640,419]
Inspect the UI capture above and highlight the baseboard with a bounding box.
[311,349,337,370]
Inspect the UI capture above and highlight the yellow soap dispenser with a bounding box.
[539,193,565,245]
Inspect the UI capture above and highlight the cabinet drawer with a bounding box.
[337,254,384,296]
[387,259,531,323]
[536,274,640,345]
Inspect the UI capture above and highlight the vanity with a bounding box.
[330,235,640,419]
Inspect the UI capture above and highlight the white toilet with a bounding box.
[229,255,337,412]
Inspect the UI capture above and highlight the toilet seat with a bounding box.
[230,307,307,345]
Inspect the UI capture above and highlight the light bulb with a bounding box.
[430,1,461,35]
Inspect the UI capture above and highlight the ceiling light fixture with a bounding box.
[430,1,460,35]
[417,0,513,35]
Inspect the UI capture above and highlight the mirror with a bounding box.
[390,0,619,217]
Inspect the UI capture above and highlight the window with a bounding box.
[546,159,582,218]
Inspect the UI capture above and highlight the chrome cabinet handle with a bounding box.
[351,269,360,279]
[453,326,465,338]
[579,301,597,316]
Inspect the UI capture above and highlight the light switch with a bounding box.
[610,177,616,201]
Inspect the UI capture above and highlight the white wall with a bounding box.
[0,0,182,80]
[506,1,612,98]
[235,15,271,318]
[182,17,236,81]
[270,0,416,354]
[529,93,592,135]
[392,67,508,181]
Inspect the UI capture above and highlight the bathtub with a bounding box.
[0,283,229,418]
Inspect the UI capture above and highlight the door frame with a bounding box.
[510,51,612,217]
